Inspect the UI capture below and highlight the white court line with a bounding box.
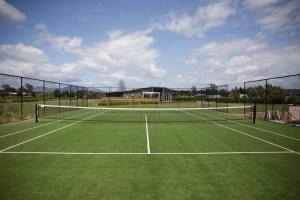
[186,112,300,155]
[0,111,106,152]
[202,112,300,142]
[145,114,151,154]
[0,151,292,155]
[0,110,95,139]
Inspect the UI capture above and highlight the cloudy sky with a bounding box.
[0,0,299,88]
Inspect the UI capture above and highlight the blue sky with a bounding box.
[0,0,299,88]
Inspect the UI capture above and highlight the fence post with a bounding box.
[253,103,256,124]
[43,80,45,116]
[20,77,23,119]
[132,89,135,108]
[177,88,179,108]
[87,87,89,107]
[265,79,268,120]
[76,86,79,107]
[226,85,229,112]
[69,85,71,110]
[58,83,61,113]
[35,104,38,123]
[108,87,111,108]
[244,82,246,116]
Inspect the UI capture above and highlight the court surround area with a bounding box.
[0,104,299,199]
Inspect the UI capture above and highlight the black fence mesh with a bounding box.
[1,72,298,125]
[0,73,88,124]
[244,74,300,124]
[0,74,21,123]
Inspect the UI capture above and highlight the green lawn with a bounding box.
[0,109,299,200]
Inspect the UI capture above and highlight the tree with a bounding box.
[53,89,60,97]
[1,84,16,96]
[229,87,240,102]
[267,84,284,104]
[23,84,35,96]
[118,79,126,92]
[191,86,197,96]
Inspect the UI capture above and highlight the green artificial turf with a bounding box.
[0,110,299,200]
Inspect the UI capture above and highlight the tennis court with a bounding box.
[0,105,299,199]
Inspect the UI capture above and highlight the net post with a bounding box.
[253,103,256,124]
[35,104,39,123]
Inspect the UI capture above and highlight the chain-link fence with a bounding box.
[3,72,298,125]
[244,74,300,124]
[0,73,231,124]
[0,73,88,124]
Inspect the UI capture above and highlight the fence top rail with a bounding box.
[244,73,300,84]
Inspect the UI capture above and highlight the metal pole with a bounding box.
[58,83,61,113]
[207,88,210,108]
[76,86,79,107]
[243,82,246,116]
[69,85,71,111]
[35,104,38,123]
[265,79,268,120]
[201,90,203,108]
[87,88,89,107]
[132,88,134,108]
[177,88,179,108]
[20,77,23,119]
[43,80,45,116]
[226,85,229,112]
[253,103,256,124]
[108,87,111,108]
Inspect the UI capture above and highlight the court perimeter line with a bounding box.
[145,114,151,154]
[186,112,300,155]
[0,151,292,155]
[0,111,106,152]
[202,112,300,142]
[0,110,95,140]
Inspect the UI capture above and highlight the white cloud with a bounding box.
[152,1,235,37]
[0,43,84,83]
[0,0,26,22]
[244,0,279,9]
[250,0,300,32]
[36,25,167,80]
[35,23,83,54]
[186,38,266,61]
[0,43,48,63]
[182,38,300,86]
[78,30,166,77]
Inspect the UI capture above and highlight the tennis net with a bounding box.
[36,104,256,123]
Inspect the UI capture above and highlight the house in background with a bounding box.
[122,87,173,102]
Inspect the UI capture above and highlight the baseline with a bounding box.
[0,151,292,155]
